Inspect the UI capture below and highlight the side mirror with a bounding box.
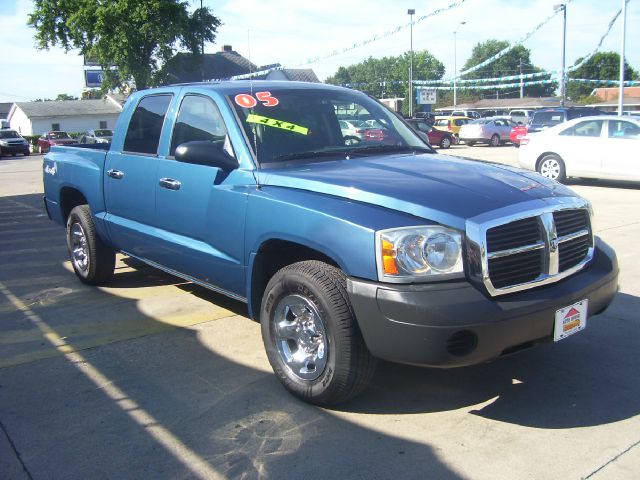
[174,140,239,170]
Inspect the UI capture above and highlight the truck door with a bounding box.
[104,94,172,255]
[152,94,248,296]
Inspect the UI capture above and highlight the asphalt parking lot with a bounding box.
[1,149,639,480]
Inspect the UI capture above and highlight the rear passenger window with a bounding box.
[170,95,230,157]
[560,120,604,137]
[123,95,172,155]
[608,120,640,138]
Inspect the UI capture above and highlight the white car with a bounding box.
[518,115,640,183]
[339,119,370,144]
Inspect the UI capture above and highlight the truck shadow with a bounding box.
[2,193,638,479]
[344,289,639,429]
[0,193,460,479]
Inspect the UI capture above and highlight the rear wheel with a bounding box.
[439,136,452,149]
[490,134,500,147]
[537,154,566,183]
[66,205,115,284]
[261,261,376,406]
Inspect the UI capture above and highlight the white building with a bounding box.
[8,97,123,136]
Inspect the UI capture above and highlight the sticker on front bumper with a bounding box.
[554,299,588,341]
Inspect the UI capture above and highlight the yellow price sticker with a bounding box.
[246,114,309,136]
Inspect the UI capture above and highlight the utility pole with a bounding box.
[554,4,567,106]
[453,21,466,108]
[519,58,524,99]
[408,9,415,117]
[618,0,627,115]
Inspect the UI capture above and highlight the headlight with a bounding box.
[0,140,8,146]
[376,226,464,282]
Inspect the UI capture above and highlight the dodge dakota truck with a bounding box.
[43,82,618,405]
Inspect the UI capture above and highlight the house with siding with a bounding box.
[7,97,123,136]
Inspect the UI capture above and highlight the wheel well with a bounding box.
[59,188,88,222]
[249,239,339,322]
[535,152,561,170]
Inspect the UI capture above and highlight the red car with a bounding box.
[406,118,457,149]
[38,131,77,153]
[362,128,392,142]
[509,125,528,147]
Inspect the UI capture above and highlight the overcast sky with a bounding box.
[0,0,638,102]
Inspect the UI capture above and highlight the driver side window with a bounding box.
[170,95,232,158]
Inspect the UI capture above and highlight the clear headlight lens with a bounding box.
[377,226,464,282]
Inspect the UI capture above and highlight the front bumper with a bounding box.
[347,238,618,368]
[0,144,30,154]
[460,136,492,144]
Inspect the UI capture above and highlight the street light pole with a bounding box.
[453,21,466,109]
[618,0,627,115]
[554,4,567,107]
[408,9,415,117]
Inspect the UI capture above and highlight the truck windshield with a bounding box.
[228,87,429,165]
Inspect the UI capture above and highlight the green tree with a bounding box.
[28,0,221,92]
[55,93,78,101]
[460,40,556,98]
[567,51,638,100]
[326,51,445,115]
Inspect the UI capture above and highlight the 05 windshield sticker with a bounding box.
[246,114,309,135]
[235,92,279,108]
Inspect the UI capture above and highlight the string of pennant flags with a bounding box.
[294,0,469,67]
[212,0,628,90]
[337,78,639,90]
[414,71,554,85]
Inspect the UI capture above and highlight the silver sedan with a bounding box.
[459,117,517,147]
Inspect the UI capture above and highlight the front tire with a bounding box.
[439,136,452,149]
[490,134,500,147]
[260,261,376,406]
[66,205,115,285]
[537,154,566,182]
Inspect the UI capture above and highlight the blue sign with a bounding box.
[85,70,104,88]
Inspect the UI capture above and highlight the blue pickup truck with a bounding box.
[43,82,618,405]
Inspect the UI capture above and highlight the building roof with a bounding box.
[163,45,320,84]
[267,69,320,83]
[163,47,259,83]
[593,87,640,101]
[0,102,12,118]
[12,99,122,118]
[589,96,640,108]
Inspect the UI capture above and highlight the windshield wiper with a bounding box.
[345,144,433,156]
[271,148,353,162]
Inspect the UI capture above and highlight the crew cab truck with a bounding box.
[43,82,619,405]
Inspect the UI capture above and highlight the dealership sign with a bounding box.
[416,88,437,104]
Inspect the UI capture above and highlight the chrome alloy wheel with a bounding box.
[70,223,89,272]
[272,294,327,381]
[539,157,561,180]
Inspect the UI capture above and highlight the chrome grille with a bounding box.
[479,205,593,296]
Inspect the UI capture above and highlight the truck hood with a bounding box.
[256,153,577,230]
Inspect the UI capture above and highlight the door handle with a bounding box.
[106,169,124,179]
[159,177,181,190]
